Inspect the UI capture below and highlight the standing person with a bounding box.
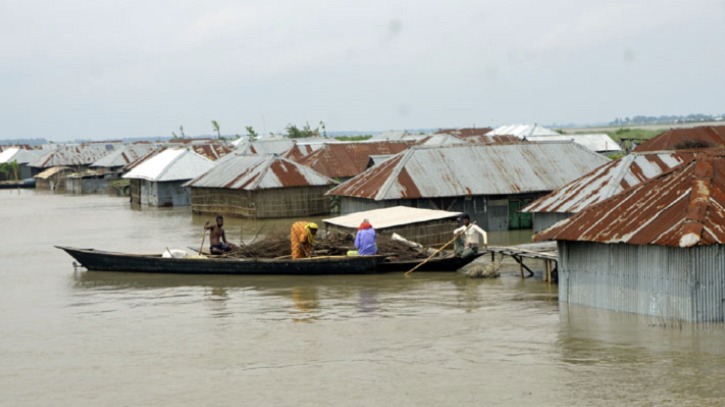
[354,218,377,255]
[290,221,318,259]
[453,214,487,259]
[205,215,236,254]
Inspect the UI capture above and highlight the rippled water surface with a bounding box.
[2,190,725,406]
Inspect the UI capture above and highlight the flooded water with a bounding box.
[2,189,725,406]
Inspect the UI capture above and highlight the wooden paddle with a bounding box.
[404,222,473,276]
[199,224,208,254]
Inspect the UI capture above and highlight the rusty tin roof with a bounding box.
[524,151,692,213]
[534,150,725,247]
[634,125,725,152]
[327,142,610,200]
[30,144,116,168]
[185,153,336,190]
[297,141,411,179]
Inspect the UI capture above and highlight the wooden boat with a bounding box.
[376,251,485,272]
[56,246,383,275]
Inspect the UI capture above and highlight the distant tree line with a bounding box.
[0,138,47,146]
[610,113,724,126]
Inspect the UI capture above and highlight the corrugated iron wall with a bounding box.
[559,241,725,322]
[532,213,570,234]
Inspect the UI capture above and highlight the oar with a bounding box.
[404,222,473,276]
[199,225,207,254]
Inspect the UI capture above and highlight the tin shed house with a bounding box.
[185,153,336,218]
[535,150,725,322]
[327,143,609,231]
[122,148,214,207]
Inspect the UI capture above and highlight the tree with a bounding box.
[211,120,221,139]
[245,126,259,142]
[319,121,327,138]
[285,122,321,139]
[0,160,19,181]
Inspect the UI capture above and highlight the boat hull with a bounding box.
[376,252,485,272]
[57,246,382,275]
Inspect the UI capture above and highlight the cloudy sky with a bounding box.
[2,0,724,141]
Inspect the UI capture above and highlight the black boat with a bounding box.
[57,246,383,275]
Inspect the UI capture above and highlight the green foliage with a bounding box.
[607,128,662,142]
[245,126,259,142]
[211,120,221,139]
[0,160,20,181]
[334,135,373,142]
[285,122,320,139]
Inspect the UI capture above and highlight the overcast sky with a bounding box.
[2,0,724,141]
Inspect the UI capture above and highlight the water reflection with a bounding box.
[69,270,490,321]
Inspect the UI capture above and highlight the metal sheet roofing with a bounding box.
[30,144,116,168]
[416,134,468,146]
[235,139,295,155]
[527,134,621,153]
[534,150,725,247]
[122,149,214,182]
[34,166,73,179]
[323,206,461,230]
[488,124,560,137]
[0,147,41,165]
[634,125,725,152]
[297,141,411,179]
[327,143,610,200]
[524,151,689,213]
[185,153,335,190]
[91,144,156,168]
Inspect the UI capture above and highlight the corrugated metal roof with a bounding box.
[534,150,725,247]
[527,134,621,153]
[190,143,234,161]
[0,147,41,165]
[460,134,520,145]
[30,144,116,168]
[488,124,560,137]
[327,143,610,200]
[91,144,156,168]
[122,148,214,182]
[235,139,295,155]
[185,153,335,190]
[297,141,411,179]
[524,151,689,213]
[634,125,725,152]
[323,206,462,230]
[34,166,73,179]
[416,134,468,146]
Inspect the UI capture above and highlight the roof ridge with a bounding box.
[376,148,414,200]
[679,153,715,247]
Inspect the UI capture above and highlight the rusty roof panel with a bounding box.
[524,151,691,213]
[634,126,725,152]
[297,141,411,179]
[534,151,725,247]
[186,154,335,190]
[327,143,609,200]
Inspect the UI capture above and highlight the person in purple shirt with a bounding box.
[354,218,378,255]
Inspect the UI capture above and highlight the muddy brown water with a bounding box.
[2,189,725,406]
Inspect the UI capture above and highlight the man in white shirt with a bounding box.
[453,214,488,259]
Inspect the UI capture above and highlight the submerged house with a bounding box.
[122,148,214,207]
[323,206,461,246]
[534,150,725,322]
[327,143,609,231]
[523,151,691,233]
[34,166,74,191]
[185,153,336,218]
